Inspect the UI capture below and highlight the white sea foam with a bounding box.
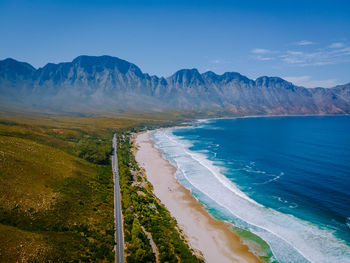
[259,173,283,184]
[152,129,350,263]
[273,196,298,209]
[196,118,211,123]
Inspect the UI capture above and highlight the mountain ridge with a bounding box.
[1,55,350,115]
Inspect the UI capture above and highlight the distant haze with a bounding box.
[1,55,349,115]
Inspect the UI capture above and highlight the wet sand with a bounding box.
[134,131,261,263]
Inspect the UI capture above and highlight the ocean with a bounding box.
[151,116,350,263]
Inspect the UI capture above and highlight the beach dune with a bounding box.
[135,131,261,263]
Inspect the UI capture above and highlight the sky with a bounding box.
[1,0,350,88]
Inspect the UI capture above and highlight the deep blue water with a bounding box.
[152,116,350,263]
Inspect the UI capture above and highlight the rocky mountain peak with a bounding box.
[169,68,204,85]
[71,55,143,77]
[0,55,349,114]
[0,58,35,80]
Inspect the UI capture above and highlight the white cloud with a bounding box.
[287,51,303,55]
[329,42,345,48]
[255,55,274,61]
[251,41,350,66]
[251,49,275,61]
[283,76,340,88]
[295,40,314,46]
[251,48,271,54]
[280,45,350,66]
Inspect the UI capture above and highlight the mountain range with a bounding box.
[1,55,349,115]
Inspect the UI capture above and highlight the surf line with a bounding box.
[157,130,316,263]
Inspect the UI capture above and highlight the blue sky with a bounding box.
[1,0,349,87]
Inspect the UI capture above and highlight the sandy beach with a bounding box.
[135,131,261,263]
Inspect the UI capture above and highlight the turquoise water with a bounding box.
[152,116,350,263]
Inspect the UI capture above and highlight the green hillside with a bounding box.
[0,112,202,262]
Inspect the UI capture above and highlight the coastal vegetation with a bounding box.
[0,111,200,262]
[117,132,204,263]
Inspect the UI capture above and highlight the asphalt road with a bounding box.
[112,134,124,263]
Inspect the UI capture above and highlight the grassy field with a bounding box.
[0,111,200,262]
[0,112,144,262]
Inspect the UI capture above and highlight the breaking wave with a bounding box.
[152,129,350,263]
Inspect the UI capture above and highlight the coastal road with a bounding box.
[112,134,124,263]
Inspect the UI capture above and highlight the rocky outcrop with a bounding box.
[0,55,349,114]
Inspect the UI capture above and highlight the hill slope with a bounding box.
[1,55,349,115]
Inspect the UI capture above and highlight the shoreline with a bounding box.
[134,131,262,263]
[195,113,350,123]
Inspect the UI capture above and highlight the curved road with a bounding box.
[112,134,124,263]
